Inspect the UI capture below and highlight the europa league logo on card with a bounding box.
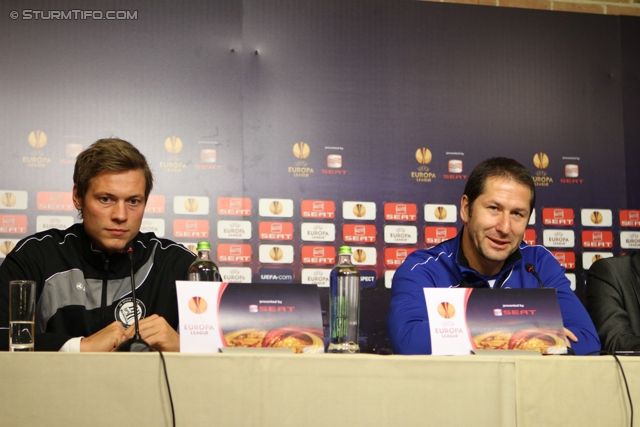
[353,249,367,263]
[353,203,367,218]
[188,296,208,314]
[270,201,283,215]
[2,192,16,208]
[434,206,448,220]
[270,246,284,261]
[1,241,15,256]
[185,198,199,213]
[437,302,455,319]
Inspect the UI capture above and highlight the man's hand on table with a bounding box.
[564,327,578,348]
[123,314,180,352]
[80,321,126,352]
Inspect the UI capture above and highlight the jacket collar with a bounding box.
[454,227,523,286]
[72,223,136,271]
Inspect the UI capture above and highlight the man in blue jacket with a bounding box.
[388,157,600,355]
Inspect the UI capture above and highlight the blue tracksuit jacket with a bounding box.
[387,229,600,355]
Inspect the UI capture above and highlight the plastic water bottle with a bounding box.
[328,246,360,353]
[188,241,222,281]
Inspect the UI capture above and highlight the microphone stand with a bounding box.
[115,244,150,352]
[525,263,576,354]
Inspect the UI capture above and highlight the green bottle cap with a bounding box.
[338,246,352,255]
[196,241,211,251]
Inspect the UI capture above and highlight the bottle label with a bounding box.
[331,296,349,340]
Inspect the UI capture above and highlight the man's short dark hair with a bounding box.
[73,138,154,203]
[464,157,535,214]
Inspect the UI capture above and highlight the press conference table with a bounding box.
[0,352,637,427]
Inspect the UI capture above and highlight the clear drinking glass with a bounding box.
[9,280,36,352]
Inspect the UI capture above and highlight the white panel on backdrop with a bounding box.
[565,273,576,291]
[179,242,197,255]
[173,196,209,215]
[140,218,165,237]
[259,199,294,218]
[384,225,418,245]
[219,267,252,283]
[424,204,457,223]
[0,239,20,259]
[385,270,396,289]
[580,209,612,227]
[543,229,575,248]
[301,268,331,288]
[35,215,75,232]
[0,190,28,210]
[582,252,614,270]
[621,231,640,249]
[259,244,294,264]
[300,222,335,242]
[217,221,252,240]
[351,246,377,266]
[342,201,376,220]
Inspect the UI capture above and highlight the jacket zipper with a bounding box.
[496,267,515,289]
[101,258,109,327]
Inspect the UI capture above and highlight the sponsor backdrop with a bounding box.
[1,0,639,353]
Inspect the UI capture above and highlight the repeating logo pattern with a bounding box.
[1,139,635,291]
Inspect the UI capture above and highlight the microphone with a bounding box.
[525,263,544,289]
[525,263,575,355]
[115,242,150,352]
